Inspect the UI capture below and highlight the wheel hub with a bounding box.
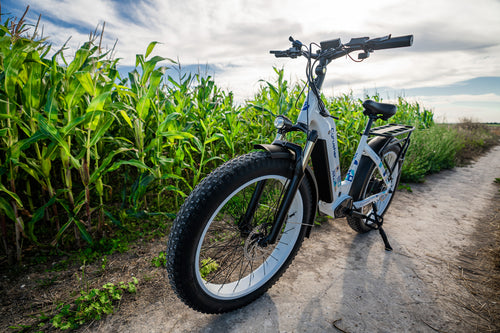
[243,224,272,261]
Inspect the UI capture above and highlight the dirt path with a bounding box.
[89,146,500,333]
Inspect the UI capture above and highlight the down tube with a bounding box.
[297,93,341,203]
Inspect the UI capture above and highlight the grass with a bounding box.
[401,120,499,183]
[451,179,500,331]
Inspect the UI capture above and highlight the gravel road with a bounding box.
[95,145,500,333]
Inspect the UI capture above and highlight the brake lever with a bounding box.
[270,47,301,58]
[289,36,303,49]
[289,47,302,58]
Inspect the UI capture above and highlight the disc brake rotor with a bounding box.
[243,224,273,261]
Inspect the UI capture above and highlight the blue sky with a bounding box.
[3,0,500,122]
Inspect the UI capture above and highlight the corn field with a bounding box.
[0,9,434,263]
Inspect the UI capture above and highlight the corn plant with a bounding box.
[0,7,437,263]
[0,9,129,258]
[0,8,48,261]
[246,67,304,144]
[112,44,196,217]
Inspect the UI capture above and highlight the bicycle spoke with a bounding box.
[204,242,243,284]
[191,170,306,303]
[218,251,249,291]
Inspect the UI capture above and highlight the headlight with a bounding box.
[274,116,286,129]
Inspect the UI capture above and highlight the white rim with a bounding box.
[195,175,303,300]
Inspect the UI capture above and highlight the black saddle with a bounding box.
[362,100,396,120]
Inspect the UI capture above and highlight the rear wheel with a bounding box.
[167,151,313,313]
[347,139,401,233]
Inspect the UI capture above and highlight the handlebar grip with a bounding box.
[270,50,288,57]
[371,35,413,50]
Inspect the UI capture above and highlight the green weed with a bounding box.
[200,258,219,278]
[151,251,167,267]
[36,275,59,288]
[9,278,139,331]
[398,183,413,192]
[50,277,138,330]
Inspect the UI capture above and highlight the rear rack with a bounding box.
[367,123,415,181]
[369,123,414,137]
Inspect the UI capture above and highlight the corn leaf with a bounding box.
[86,91,111,112]
[89,147,130,183]
[145,41,159,58]
[66,43,90,77]
[37,115,80,169]
[104,210,127,230]
[0,184,23,208]
[51,218,73,246]
[75,219,93,244]
[75,71,96,96]
[27,196,58,243]
[205,133,223,145]
[106,160,152,173]
[158,131,194,140]
[88,115,114,147]
[0,197,15,221]
[18,161,42,184]
[119,110,133,128]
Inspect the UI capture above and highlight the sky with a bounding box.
[3,0,500,122]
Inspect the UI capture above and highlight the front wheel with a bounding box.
[347,138,401,233]
[167,151,313,313]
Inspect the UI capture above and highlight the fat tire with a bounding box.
[347,138,401,233]
[166,151,313,313]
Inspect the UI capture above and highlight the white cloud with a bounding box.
[399,94,500,123]
[7,0,500,121]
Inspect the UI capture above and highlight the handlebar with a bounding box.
[368,35,413,50]
[270,50,299,58]
[268,34,413,115]
[270,36,304,58]
[270,34,413,61]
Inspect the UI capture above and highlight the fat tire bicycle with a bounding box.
[167,33,415,313]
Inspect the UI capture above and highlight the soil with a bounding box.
[1,146,499,333]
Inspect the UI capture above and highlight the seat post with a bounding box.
[362,115,377,136]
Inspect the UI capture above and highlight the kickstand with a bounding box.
[378,226,393,251]
[371,204,393,251]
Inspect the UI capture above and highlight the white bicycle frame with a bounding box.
[290,91,398,218]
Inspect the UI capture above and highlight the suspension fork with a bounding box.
[262,130,318,246]
[238,179,267,235]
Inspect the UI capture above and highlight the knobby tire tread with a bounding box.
[166,151,312,313]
